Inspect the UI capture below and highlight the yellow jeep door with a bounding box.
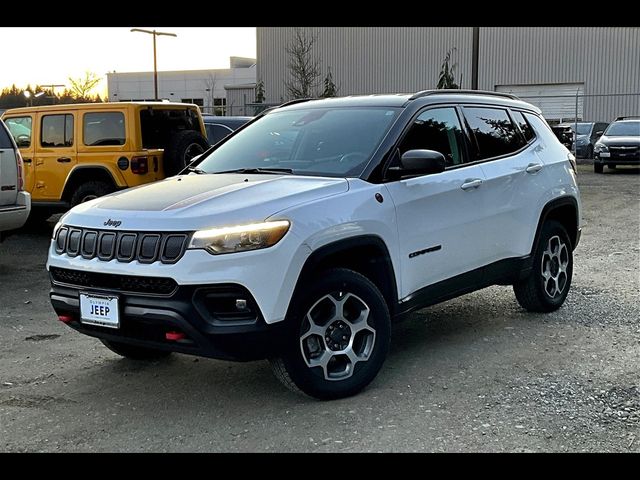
[3,115,35,193]
[34,112,77,201]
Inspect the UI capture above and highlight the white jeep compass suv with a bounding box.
[47,91,582,399]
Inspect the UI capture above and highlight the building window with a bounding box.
[213,98,226,115]
[181,98,204,107]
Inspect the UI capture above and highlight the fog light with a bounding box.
[235,299,248,311]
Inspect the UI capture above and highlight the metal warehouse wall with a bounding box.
[257,27,473,101]
[257,27,639,121]
[478,27,640,121]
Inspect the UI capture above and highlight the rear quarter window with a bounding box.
[83,112,125,146]
[511,111,536,143]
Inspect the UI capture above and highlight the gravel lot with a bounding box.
[1,164,638,452]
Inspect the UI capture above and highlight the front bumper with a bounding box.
[595,153,640,165]
[50,280,288,361]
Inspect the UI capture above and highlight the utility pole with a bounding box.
[471,27,479,90]
[130,28,177,101]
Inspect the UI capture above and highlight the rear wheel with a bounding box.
[163,130,209,176]
[101,340,172,360]
[513,220,573,313]
[270,268,391,400]
[594,162,604,173]
[70,180,114,207]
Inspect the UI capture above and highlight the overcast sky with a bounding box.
[0,27,256,96]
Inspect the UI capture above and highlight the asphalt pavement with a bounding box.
[1,164,638,452]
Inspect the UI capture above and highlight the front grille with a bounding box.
[55,226,189,264]
[609,146,639,155]
[50,266,178,296]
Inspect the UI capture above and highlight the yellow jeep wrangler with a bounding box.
[1,102,208,220]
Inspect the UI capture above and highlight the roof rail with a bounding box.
[409,89,519,101]
[255,97,316,118]
[614,115,640,121]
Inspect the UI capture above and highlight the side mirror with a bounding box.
[399,149,446,176]
[16,135,30,148]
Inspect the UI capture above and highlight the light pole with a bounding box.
[130,28,177,101]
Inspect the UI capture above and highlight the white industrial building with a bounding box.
[257,27,640,123]
[106,56,257,115]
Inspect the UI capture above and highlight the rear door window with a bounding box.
[83,112,125,146]
[41,114,74,147]
[463,107,525,160]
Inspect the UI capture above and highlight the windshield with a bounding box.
[604,121,640,137]
[574,123,592,135]
[196,107,399,177]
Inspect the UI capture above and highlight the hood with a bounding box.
[599,135,640,146]
[62,174,349,231]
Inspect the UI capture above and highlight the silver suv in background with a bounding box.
[0,119,30,242]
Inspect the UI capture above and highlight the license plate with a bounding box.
[80,293,120,328]
[600,152,610,158]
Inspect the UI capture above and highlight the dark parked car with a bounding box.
[558,121,609,159]
[551,124,574,151]
[202,115,252,144]
[593,116,640,173]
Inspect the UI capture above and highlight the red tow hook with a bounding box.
[165,331,186,341]
[58,314,74,324]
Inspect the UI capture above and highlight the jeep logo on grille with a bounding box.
[104,219,122,228]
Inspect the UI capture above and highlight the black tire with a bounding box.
[270,268,391,400]
[163,130,210,176]
[594,162,604,173]
[70,180,114,207]
[513,220,573,313]
[101,340,172,360]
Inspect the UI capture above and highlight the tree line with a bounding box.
[0,72,103,110]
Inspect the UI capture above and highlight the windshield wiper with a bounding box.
[215,167,294,175]
[187,167,207,174]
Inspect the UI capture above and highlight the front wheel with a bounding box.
[70,180,114,207]
[270,268,391,400]
[513,220,573,313]
[594,162,604,173]
[101,340,172,360]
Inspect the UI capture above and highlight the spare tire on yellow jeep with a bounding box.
[163,130,210,176]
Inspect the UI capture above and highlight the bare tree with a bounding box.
[68,72,101,100]
[285,28,321,99]
[203,74,218,114]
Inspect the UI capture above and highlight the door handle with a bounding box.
[23,158,32,164]
[57,157,72,163]
[525,163,543,174]
[460,178,483,190]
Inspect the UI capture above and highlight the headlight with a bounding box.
[188,220,290,255]
[594,143,608,153]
